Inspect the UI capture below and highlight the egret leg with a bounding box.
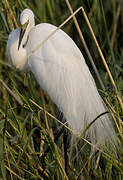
[57,111,68,173]
[63,126,68,173]
[41,112,68,173]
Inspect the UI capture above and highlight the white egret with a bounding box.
[7,9,117,151]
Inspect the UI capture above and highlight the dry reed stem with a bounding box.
[0,79,23,106]
[65,0,105,91]
[5,166,22,180]
[2,0,18,28]
[6,165,44,180]
[81,7,123,112]
[37,165,49,179]
[29,98,122,167]
[104,98,123,137]
[111,0,122,49]
[108,0,122,62]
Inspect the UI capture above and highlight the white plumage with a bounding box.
[7,9,117,150]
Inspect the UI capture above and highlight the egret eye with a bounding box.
[21,20,29,32]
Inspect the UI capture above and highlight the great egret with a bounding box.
[7,9,117,151]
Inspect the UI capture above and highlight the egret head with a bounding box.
[18,9,35,50]
[20,9,34,25]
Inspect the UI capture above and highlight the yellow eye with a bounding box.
[21,20,29,32]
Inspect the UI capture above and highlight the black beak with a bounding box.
[18,28,25,50]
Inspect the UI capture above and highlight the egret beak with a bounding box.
[18,21,29,50]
